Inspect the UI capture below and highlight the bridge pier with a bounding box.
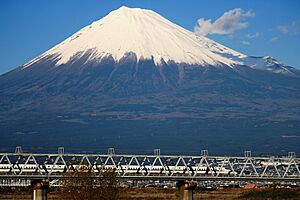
[177,180,197,200]
[31,180,49,200]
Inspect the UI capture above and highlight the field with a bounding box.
[0,187,299,200]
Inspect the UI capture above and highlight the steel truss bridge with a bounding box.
[0,147,299,187]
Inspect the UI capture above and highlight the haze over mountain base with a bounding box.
[1,114,299,155]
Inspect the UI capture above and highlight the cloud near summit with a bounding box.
[194,8,255,36]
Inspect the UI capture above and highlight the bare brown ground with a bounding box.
[0,188,299,200]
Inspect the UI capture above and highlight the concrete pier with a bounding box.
[31,180,49,200]
[177,180,197,200]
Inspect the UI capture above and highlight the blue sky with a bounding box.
[0,0,299,74]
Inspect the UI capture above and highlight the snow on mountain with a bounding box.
[240,56,299,75]
[195,36,247,60]
[21,6,299,77]
[205,41,299,76]
[23,6,240,69]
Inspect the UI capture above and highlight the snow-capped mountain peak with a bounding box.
[23,6,241,68]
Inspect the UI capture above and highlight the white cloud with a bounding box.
[241,40,251,45]
[227,32,259,40]
[277,20,300,35]
[194,8,255,36]
[278,26,289,33]
[246,32,260,39]
[270,36,279,42]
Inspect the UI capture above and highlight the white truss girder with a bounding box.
[0,152,299,181]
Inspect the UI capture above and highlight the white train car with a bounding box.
[0,164,11,172]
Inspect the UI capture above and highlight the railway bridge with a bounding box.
[1,147,299,200]
[0,147,299,184]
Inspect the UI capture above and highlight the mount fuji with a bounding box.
[0,6,299,154]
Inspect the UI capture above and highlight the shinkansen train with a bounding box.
[0,163,234,175]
